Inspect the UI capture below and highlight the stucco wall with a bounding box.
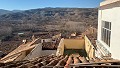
[56,38,64,56]
[64,39,85,49]
[98,5,120,59]
[56,38,85,56]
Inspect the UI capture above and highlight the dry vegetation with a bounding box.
[0,8,98,55]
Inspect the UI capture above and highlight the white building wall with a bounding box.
[97,10,102,44]
[98,6,120,59]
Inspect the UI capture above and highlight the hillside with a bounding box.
[0,9,12,15]
[0,8,98,33]
[0,8,98,54]
[0,8,98,25]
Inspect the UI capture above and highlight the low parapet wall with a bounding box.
[84,35,95,59]
[64,39,85,49]
[56,38,85,56]
[56,38,64,56]
[56,36,95,59]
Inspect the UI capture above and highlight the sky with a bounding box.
[0,0,102,10]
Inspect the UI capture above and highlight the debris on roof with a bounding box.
[0,54,120,68]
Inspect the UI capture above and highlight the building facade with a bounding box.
[97,0,120,59]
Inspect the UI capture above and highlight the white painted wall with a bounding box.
[97,6,120,59]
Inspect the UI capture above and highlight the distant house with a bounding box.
[96,0,120,59]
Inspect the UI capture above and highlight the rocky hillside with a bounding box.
[0,8,98,54]
[0,8,98,25]
[0,9,22,16]
[0,8,98,37]
[0,9,12,15]
[0,8,98,35]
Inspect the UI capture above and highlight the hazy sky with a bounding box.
[0,0,102,10]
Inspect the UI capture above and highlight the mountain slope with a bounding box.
[0,8,98,34]
[0,9,12,15]
[0,8,98,25]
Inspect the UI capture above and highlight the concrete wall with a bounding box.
[56,38,85,56]
[64,39,85,49]
[84,36,95,59]
[98,3,120,59]
[56,38,64,56]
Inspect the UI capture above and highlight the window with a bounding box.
[101,21,111,47]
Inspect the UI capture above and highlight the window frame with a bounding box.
[101,21,111,47]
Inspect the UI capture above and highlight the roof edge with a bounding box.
[100,0,120,6]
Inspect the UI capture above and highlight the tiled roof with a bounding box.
[0,39,39,63]
[0,55,120,68]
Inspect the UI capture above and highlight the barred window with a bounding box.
[101,21,111,47]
